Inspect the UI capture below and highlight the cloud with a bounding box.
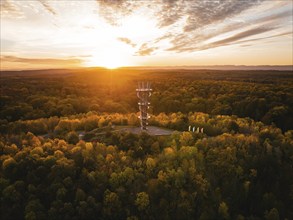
[210,27,276,47]
[156,0,186,28]
[38,0,57,15]
[236,31,293,45]
[97,0,139,25]
[161,3,292,53]
[98,0,287,56]
[1,56,82,65]
[1,0,291,63]
[97,0,292,56]
[135,43,157,56]
[0,0,59,18]
[117,37,136,47]
[155,0,264,31]
[0,0,24,18]
[0,39,15,51]
[166,26,278,53]
[248,8,292,27]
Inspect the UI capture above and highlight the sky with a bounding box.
[0,0,292,70]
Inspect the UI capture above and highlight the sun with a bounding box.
[99,59,123,69]
[84,39,132,69]
[79,9,161,69]
[85,51,126,69]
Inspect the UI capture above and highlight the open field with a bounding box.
[114,125,175,136]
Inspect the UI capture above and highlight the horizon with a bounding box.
[1,64,293,72]
[1,0,293,70]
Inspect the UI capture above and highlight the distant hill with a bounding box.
[120,65,293,71]
[1,65,292,73]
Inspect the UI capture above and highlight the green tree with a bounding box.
[67,131,79,144]
[135,192,149,211]
[179,132,193,146]
[265,208,280,220]
[218,202,229,219]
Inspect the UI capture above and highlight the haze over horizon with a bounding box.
[1,0,292,70]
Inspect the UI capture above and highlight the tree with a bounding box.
[179,132,193,147]
[218,202,229,219]
[75,188,86,202]
[146,157,156,170]
[103,190,122,218]
[265,208,280,220]
[67,131,79,144]
[135,192,149,211]
[24,199,46,220]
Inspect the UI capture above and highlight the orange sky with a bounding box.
[1,0,292,70]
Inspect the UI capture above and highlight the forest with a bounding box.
[0,68,293,220]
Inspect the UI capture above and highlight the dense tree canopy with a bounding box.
[0,68,292,219]
[0,111,292,219]
[1,69,292,131]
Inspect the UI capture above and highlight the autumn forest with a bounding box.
[0,68,292,220]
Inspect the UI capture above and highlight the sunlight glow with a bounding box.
[0,0,292,70]
[83,8,160,69]
[86,47,129,69]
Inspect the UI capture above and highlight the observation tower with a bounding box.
[136,82,152,130]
